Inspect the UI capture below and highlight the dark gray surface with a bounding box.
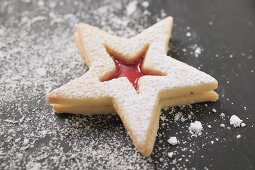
[0,0,255,169]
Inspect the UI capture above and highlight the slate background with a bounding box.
[0,0,255,169]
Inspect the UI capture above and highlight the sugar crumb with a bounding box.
[230,115,243,128]
[168,137,178,146]
[189,121,203,136]
[141,1,149,8]
[220,113,225,117]
[126,0,138,16]
[241,123,246,127]
[186,32,192,37]
[167,152,174,158]
[220,124,225,128]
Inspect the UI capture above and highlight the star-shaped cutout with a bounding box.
[102,53,163,91]
[47,17,218,156]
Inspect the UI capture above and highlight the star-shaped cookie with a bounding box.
[47,17,218,156]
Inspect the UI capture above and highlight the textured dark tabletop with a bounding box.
[0,0,255,169]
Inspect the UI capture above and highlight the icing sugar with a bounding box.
[141,1,149,8]
[189,121,203,136]
[126,1,138,16]
[167,152,174,158]
[167,137,178,146]
[220,124,225,128]
[230,115,243,128]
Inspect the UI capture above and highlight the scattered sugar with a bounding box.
[220,124,225,128]
[23,138,29,145]
[186,32,192,37]
[20,0,31,3]
[188,115,192,119]
[230,115,243,128]
[194,47,202,57]
[26,162,41,170]
[141,1,149,8]
[189,121,203,136]
[126,0,138,16]
[247,55,253,59]
[220,113,225,117]
[168,152,174,158]
[168,137,178,146]
[237,135,241,139]
[174,112,182,122]
[181,117,187,122]
[37,0,44,7]
[160,9,167,18]
[212,108,217,113]
[241,123,246,127]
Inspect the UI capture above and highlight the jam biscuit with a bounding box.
[47,17,218,156]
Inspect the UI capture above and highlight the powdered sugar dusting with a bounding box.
[0,0,155,169]
[0,0,252,169]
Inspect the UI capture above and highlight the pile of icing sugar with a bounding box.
[230,115,246,128]
[189,121,203,136]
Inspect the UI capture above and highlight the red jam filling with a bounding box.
[102,56,162,91]
[111,58,144,90]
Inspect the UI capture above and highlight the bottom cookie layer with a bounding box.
[52,91,218,115]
